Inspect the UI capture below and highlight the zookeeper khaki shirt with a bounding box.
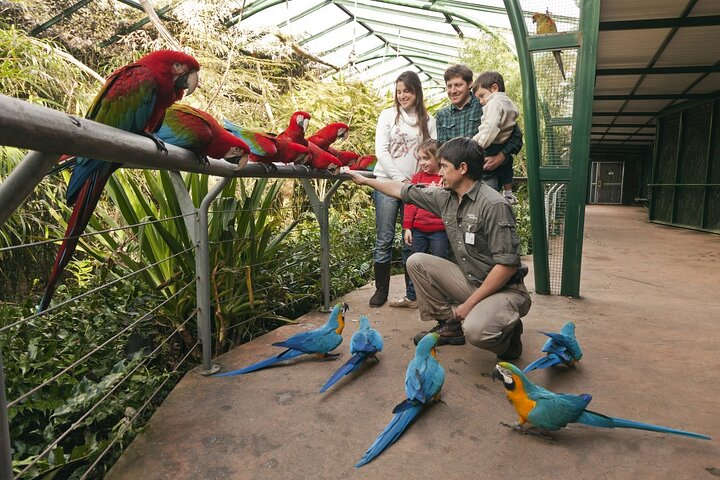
[401,180,528,286]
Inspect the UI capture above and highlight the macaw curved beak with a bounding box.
[176,70,199,95]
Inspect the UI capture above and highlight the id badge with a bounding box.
[464,231,475,244]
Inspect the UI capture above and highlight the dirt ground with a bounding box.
[106,205,720,480]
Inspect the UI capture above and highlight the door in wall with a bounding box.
[589,161,624,204]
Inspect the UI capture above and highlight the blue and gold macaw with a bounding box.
[356,333,445,468]
[523,321,582,373]
[216,303,347,377]
[492,362,710,440]
[319,314,383,393]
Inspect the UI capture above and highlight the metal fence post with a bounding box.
[195,177,230,375]
[0,347,14,479]
[301,178,345,312]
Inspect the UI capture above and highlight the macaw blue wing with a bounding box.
[355,404,422,468]
[215,348,305,377]
[527,391,592,430]
[542,332,578,357]
[273,327,342,354]
[319,352,370,393]
[523,354,564,373]
[576,410,710,440]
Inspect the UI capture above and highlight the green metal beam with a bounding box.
[352,15,463,43]
[334,0,449,24]
[527,32,580,51]
[604,1,697,134]
[227,0,284,27]
[560,0,600,297]
[30,0,94,36]
[355,54,449,66]
[438,0,578,24]
[701,100,715,228]
[596,65,720,75]
[99,4,175,47]
[547,117,573,126]
[357,0,514,57]
[503,0,550,294]
[670,110,684,223]
[592,132,656,137]
[592,123,655,128]
[593,112,657,116]
[299,18,354,46]
[592,139,655,143]
[599,15,720,31]
[595,93,714,101]
[281,0,331,26]
[539,168,572,182]
[317,31,375,56]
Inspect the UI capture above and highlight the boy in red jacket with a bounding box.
[390,140,450,309]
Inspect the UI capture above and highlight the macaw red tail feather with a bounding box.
[37,172,110,312]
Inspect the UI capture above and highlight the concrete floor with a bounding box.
[106,206,720,480]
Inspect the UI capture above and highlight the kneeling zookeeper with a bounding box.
[346,137,531,360]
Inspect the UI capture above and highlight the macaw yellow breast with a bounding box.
[505,375,536,423]
[335,313,345,334]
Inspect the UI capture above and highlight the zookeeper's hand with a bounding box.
[453,301,474,322]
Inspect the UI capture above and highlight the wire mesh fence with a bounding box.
[544,182,567,294]
[0,174,385,479]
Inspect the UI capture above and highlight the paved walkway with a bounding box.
[107,206,720,480]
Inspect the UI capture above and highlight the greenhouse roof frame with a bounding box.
[26,1,720,148]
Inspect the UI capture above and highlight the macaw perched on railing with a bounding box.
[492,362,710,440]
[349,154,377,171]
[216,303,348,377]
[319,314,383,393]
[38,50,200,312]
[307,122,349,150]
[355,332,445,468]
[279,111,311,146]
[156,104,250,167]
[222,119,277,158]
[523,321,582,373]
[224,117,309,172]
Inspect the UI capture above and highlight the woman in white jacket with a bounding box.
[369,70,437,308]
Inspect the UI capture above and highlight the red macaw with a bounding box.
[157,104,250,167]
[278,111,311,146]
[350,154,377,171]
[333,150,360,167]
[38,50,200,312]
[249,136,308,172]
[224,118,307,172]
[306,142,343,172]
[307,122,349,150]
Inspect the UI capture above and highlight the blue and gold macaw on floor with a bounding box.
[216,303,347,377]
[492,362,710,440]
[319,314,383,393]
[356,333,445,468]
[523,321,582,373]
